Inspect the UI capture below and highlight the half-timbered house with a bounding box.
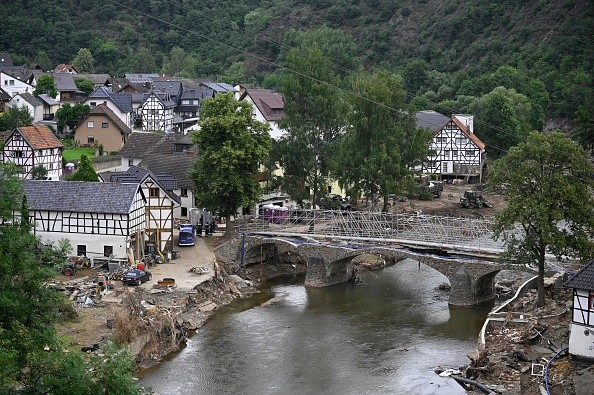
[136,91,175,132]
[417,111,486,183]
[564,260,594,360]
[101,166,180,253]
[2,126,63,179]
[23,180,146,262]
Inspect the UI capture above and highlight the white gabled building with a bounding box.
[417,111,486,183]
[7,93,44,123]
[23,181,147,262]
[2,126,64,179]
[564,260,594,360]
[237,87,285,140]
[0,71,34,97]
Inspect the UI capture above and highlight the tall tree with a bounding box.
[69,155,98,182]
[0,106,33,130]
[33,74,58,98]
[73,48,94,73]
[74,77,95,95]
[56,103,90,133]
[489,131,594,306]
[278,45,347,207]
[190,93,271,235]
[334,70,431,211]
[0,164,142,393]
[472,87,529,158]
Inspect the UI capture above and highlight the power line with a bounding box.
[106,0,514,154]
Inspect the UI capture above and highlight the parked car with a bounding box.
[122,268,152,286]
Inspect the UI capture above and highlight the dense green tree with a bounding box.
[73,47,94,73]
[127,47,157,73]
[33,50,52,71]
[69,154,98,182]
[278,45,347,207]
[402,58,430,96]
[33,74,58,98]
[190,93,271,235]
[334,70,431,211]
[56,103,90,132]
[220,61,246,85]
[0,106,33,130]
[472,87,528,158]
[489,132,594,306]
[162,46,187,76]
[0,164,142,393]
[74,77,95,95]
[31,165,48,180]
[279,26,360,79]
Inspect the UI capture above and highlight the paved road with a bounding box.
[139,236,216,291]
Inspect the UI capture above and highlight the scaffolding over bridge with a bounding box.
[236,208,503,255]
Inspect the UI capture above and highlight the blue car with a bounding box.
[122,268,152,286]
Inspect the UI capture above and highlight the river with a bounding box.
[140,259,495,394]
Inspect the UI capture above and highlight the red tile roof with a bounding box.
[16,126,63,149]
[450,117,486,150]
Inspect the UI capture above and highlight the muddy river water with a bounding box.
[140,259,496,394]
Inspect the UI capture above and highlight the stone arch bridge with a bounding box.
[227,235,534,307]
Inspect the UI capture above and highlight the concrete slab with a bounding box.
[574,368,594,395]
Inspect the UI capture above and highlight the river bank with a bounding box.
[56,236,592,394]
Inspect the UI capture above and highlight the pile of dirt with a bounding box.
[390,182,506,218]
[463,282,584,395]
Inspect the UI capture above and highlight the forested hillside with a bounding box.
[1,0,592,140]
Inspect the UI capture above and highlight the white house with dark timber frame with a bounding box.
[2,126,63,179]
[417,111,486,183]
[101,166,180,253]
[23,181,147,263]
[564,260,594,360]
[137,91,175,132]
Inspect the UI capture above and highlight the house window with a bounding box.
[90,102,96,108]
[38,150,43,155]
[453,150,458,158]
[180,188,188,197]
[102,122,108,128]
[429,161,437,168]
[9,80,14,86]
[77,245,87,256]
[128,159,134,166]
[435,137,446,143]
[444,150,451,159]
[181,207,188,217]
[87,121,94,128]
[465,150,475,156]
[456,137,467,145]
[104,246,113,257]
[88,136,95,144]
[149,188,159,198]
[13,150,23,158]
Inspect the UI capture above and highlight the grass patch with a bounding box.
[63,147,95,162]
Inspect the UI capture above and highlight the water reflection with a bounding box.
[140,259,488,395]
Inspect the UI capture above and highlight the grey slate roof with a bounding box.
[415,110,450,132]
[54,73,79,91]
[14,92,42,107]
[564,259,594,290]
[126,74,159,84]
[200,82,237,93]
[23,180,140,214]
[88,87,133,113]
[103,166,180,203]
[37,93,60,106]
[77,73,110,86]
[0,53,13,67]
[119,132,165,158]
[140,153,195,189]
